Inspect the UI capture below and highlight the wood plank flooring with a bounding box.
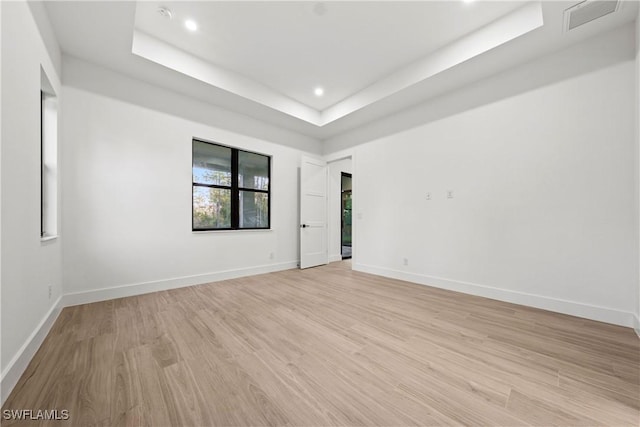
[3,262,639,426]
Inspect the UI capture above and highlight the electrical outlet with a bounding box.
[426,192,431,200]
[48,284,52,299]
[403,258,409,266]
[269,252,274,260]
[447,190,454,199]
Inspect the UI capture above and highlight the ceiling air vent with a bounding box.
[564,0,620,32]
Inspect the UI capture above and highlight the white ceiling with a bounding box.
[44,1,638,141]
[134,1,523,110]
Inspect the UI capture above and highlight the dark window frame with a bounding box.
[192,139,271,231]
[40,90,45,238]
[340,172,352,260]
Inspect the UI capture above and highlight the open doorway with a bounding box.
[341,172,352,259]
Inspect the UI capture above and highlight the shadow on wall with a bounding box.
[324,24,636,152]
[61,56,322,154]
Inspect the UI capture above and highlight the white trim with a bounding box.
[1,296,63,406]
[354,263,636,328]
[192,229,274,235]
[2,262,297,403]
[62,261,298,307]
[40,235,58,242]
[1,261,637,407]
[132,30,321,126]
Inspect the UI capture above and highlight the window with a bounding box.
[192,139,270,231]
[41,68,58,239]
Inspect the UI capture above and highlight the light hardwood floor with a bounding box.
[2,262,639,426]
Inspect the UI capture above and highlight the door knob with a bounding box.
[300,224,308,228]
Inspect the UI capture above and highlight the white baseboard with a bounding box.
[1,296,63,406]
[63,261,299,307]
[354,263,636,328]
[2,260,635,407]
[2,261,298,404]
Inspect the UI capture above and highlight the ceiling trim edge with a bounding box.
[131,1,544,128]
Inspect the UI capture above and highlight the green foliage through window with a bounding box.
[192,140,270,230]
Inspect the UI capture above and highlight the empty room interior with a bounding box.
[1,0,640,425]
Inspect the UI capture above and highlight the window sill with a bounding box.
[193,229,273,234]
[41,235,58,242]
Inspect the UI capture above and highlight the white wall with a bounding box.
[1,1,63,402]
[0,0,3,400]
[635,8,640,335]
[342,31,637,327]
[328,158,352,262]
[61,75,318,302]
[0,0,3,390]
[63,56,322,156]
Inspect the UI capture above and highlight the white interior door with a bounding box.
[300,156,328,269]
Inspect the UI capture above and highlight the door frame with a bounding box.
[340,172,352,260]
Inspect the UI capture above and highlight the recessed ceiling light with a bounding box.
[313,2,328,16]
[157,7,173,20]
[463,0,476,3]
[185,19,198,32]
[314,87,324,97]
